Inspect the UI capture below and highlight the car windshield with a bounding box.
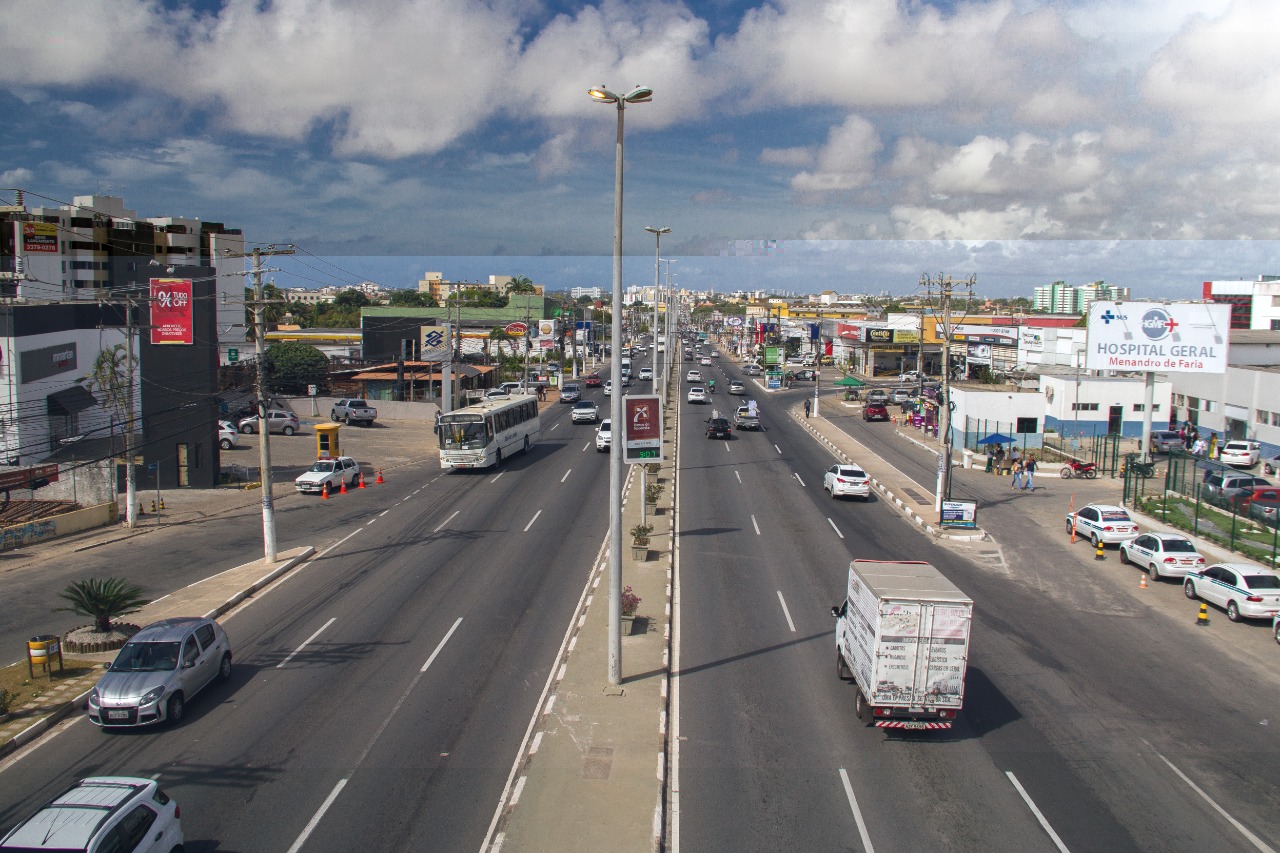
[308,461,336,473]
[113,641,181,672]
[599,423,611,433]
[440,416,489,449]
[1162,539,1197,553]
[1244,574,1280,590]
[1100,511,1131,522]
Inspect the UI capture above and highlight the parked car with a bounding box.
[899,371,920,384]
[1184,563,1280,622]
[295,456,360,494]
[238,410,299,435]
[863,403,890,422]
[218,420,238,450]
[1202,471,1271,501]
[687,387,708,404]
[639,367,653,381]
[686,370,703,382]
[1148,430,1182,453]
[595,419,612,452]
[560,383,582,403]
[824,463,870,500]
[0,777,183,852]
[1119,532,1206,580]
[705,417,732,439]
[571,400,600,424]
[743,364,762,376]
[865,389,889,405]
[1066,503,1139,547]
[890,388,913,404]
[1219,440,1262,467]
[1236,486,1280,510]
[330,398,377,426]
[584,373,603,387]
[728,380,745,395]
[88,617,232,728]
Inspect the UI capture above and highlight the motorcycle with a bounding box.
[1120,455,1156,478]
[1060,459,1098,479]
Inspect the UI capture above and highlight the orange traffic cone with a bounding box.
[1139,574,1148,589]
[376,468,384,484]
[322,481,330,499]
[340,478,348,494]
[358,472,366,488]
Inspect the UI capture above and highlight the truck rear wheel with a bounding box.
[854,688,872,725]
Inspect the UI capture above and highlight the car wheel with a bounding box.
[1275,622,1280,645]
[166,693,184,725]
[220,439,233,450]
[1148,563,1161,581]
[1184,580,1197,600]
[1091,533,1102,549]
[218,653,232,681]
[282,425,296,436]
[1118,548,1129,565]
[240,423,254,434]
[1066,519,1074,535]
[331,412,339,422]
[1227,600,1242,622]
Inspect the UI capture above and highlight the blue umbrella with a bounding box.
[977,432,1015,445]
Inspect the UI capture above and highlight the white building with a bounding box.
[571,286,603,300]
[1039,372,1172,440]
[949,384,1050,450]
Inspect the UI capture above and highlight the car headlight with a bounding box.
[88,689,100,708]
[140,687,165,707]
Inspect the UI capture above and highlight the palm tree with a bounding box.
[55,577,149,633]
[506,275,536,295]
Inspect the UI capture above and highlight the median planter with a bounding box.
[630,524,653,561]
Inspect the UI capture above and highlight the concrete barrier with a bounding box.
[0,502,118,552]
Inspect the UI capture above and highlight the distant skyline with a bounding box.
[4,1,1278,297]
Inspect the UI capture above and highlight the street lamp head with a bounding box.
[588,85,652,105]
[645,226,671,236]
[589,86,619,103]
[624,87,653,103]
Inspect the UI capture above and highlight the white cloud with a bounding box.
[1,167,34,184]
[759,147,813,167]
[790,114,881,193]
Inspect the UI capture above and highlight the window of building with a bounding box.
[1271,320,1280,331]
[1202,400,1216,413]
[1188,396,1200,410]
[1259,410,1270,424]
[1174,393,1185,406]
[1134,403,1144,412]
[1015,417,1038,434]
[1273,412,1280,427]
[1071,402,1100,412]
[1272,295,1280,307]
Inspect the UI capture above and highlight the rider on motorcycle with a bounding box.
[708,379,715,393]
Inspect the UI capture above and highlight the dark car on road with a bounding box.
[863,403,890,422]
[706,417,732,439]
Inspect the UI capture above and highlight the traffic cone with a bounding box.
[322,481,330,500]
[150,500,157,513]
[376,468,384,484]
[1139,574,1148,589]
[358,472,366,488]
[340,478,348,495]
[159,498,165,510]
[1095,541,1105,561]
[1196,603,1209,626]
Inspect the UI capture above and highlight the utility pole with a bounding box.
[921,272,975,519]
[234,245,294,563]
[123,301,139,528]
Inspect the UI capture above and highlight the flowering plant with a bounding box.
[621,585,641,617]
[630,523,653,545]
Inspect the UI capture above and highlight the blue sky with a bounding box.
[3,0,1278,298]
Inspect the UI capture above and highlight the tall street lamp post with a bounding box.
[645,226,670,399]
[589,84,652,685]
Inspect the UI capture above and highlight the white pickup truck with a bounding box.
[330,399,377,426]
[832,560,972,731]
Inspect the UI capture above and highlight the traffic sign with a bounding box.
[622,394,664,464]
[505,321,528,336]
[228,348,239,362]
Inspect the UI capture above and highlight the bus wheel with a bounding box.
[497,448,503,465]
[524,436,530,454]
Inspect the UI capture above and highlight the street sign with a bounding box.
[622,394,664,464]
[308,385,318,396]
[727,316,743,326]
[941,500,977,529]
[505,321,528,336]
[228,348,239,363]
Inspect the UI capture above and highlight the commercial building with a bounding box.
[1032,280,1129,314]
[1202,276,1280,330]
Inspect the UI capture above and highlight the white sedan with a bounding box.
[1184,563,1280,622]
[1220,440,1261,467]
[687,387,708,404]
[603,380,613,396]
[1119,532,1206,580]
[639,367,653,381]
[686,370,703,382]
[823,464,870,500]
[1066,503,1139,547]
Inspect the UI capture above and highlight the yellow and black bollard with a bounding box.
[1196,603,1210,627]
[1095,541,1105,561]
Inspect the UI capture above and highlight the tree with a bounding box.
[82,344,130,431]
[389,290,436,307]
[334,288,370,309]
[262,342,329,394]
[506,275,536,295]
[244,282,290,340]
[56,577,149,633]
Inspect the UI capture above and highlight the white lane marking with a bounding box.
[838,768,875,853]
[433,510,460,533]
[828,518,845,539]
[583,441,591,452]
[774,444,782,454]
[751,515,761,535]
[276,617,337,669]
[735,470,742,484]
[286,779,348,853]
[724,442,731,452]
[794,473,805,487]
[524,510,543,532]
[561,469,572,483]
[1006,772,1071,853]
[549,423,559,432]
[1154,752,1276,853]
[490,471,505,483]
[365,518,376,526]
[421,616,464,672]
[379,509,389,518]
[776,591,796,632]
[316,528,362,558]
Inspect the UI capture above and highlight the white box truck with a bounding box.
[832,560,972,731]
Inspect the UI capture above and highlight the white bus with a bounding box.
[439,395,541,469]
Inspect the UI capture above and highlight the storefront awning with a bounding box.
[47,385,98,416]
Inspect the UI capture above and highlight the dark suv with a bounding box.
[706,417,732,439]
[863,403,890,422]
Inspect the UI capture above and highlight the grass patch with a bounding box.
[0,658,102,716]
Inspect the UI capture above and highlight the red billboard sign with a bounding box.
[505,321,528,336]
[622,394,664,463]
[150,278,194,345]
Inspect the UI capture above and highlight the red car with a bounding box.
[584,373,603,387]
[863,403,889,422]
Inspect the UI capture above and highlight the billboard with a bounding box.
[1085,301,1230,373]
[149,279,194,345]
[622,394,664,463]
[22,222,57,253]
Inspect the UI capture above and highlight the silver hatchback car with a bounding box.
[88,617,232,728]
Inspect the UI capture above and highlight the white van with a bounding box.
[621,357,632,378]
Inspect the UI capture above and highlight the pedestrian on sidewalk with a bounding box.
[1022,455,1037,491]
[804,399,811,418]
[1010,458,1024,490]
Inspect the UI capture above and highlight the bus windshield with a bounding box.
[441,415,489,450]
